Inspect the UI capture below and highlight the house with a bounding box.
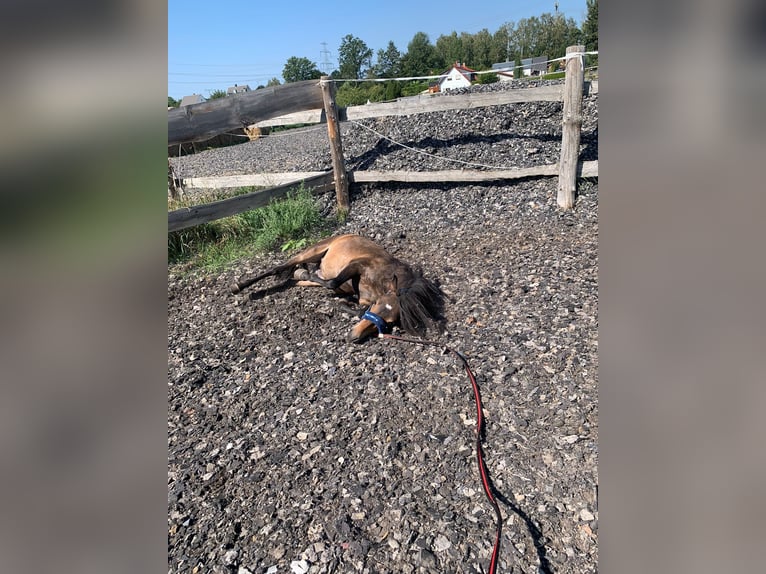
[520,56,548,77]
[179,94,205,106]
[227,84,251,95]
[438,62,477,91]
[491,61,516,82]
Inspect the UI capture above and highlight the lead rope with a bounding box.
[379,332,503,574]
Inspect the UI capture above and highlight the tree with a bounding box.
[472,28,494,69]
[538,12,582,60]
[335,82,385,107]
[266,77,281,87]
[282,57,322,83]
[384,80,401,100]
[400,81,429,96]
[401,32,439,77]
[504,13,581,67]
[168,96,179,108]
[458,32,475,68]
[373,41,402,78]
[208,89,227,100]
[582,0,598,52]
[491,26,510,64]
[476,72,498,85]
[510,16,540,61]
[337,34,373,79]
[435,32,463,70]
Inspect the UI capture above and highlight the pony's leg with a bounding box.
[295,276,356,297]
[292,262,320,281]
[293,267,311,281]
[230,238,336,294]
[294,263,359,301]
[293,277,355,296]
[302,261,362,292]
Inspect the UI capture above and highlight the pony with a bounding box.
[231,234,445,342]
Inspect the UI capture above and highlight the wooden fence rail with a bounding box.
[168,160,598,232]
[168,46,596,229]
[251,81,595,129]
[178,161,599,191]
[168,80,323,146]
[168,172,334,233]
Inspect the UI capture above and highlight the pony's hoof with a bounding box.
[293,268,310,281]
[230,283,241,294]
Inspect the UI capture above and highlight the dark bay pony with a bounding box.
[231,234,445,342]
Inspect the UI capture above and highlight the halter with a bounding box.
[361,309,389,334]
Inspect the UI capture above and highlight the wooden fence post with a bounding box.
[168,158,183,201]
[320,76,350,212]
[558,44,585,210]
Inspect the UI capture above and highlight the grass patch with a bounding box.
[335,206,349,224]
[168,184,326,272]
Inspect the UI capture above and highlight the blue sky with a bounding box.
[168,0,589,99]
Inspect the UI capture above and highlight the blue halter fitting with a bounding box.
[361,309,389,335]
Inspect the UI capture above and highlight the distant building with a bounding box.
[492,61,515,72]
[438,62,477,91]
[491,61,516,82]
[227,84,251,95]
[521,56,548,77]
[179,94,205,106]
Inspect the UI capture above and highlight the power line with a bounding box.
[169,72,279,78]
[169,62,279,68]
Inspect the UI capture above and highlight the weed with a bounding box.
[168,184,325,272]
[281,237,308,252]
[335,206,349,224]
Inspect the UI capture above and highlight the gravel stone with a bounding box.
[168,79,598,574]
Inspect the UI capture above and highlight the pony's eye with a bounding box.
[385,304,393,311]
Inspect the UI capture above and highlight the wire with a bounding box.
[329,51,599,82]
[348,119,513,171]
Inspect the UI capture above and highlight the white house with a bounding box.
[491,61,516,82]
[521,56,548,77]
[437,62,477,91]
[227,84,251,95]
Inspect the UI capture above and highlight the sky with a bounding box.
[168,0,589,100]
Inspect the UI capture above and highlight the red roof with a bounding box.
[443,61,477,74]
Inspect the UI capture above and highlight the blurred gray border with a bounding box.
[602,1,766,572]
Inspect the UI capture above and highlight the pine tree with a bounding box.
[582,0,598,52]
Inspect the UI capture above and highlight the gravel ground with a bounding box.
[168,81,598,573]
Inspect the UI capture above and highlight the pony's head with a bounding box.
[347,271,445,343]
[347,292,399,343]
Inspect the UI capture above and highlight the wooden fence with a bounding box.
[168,45,596,231]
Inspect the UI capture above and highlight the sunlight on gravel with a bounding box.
[168,81,598,574]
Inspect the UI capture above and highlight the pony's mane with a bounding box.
[397,268,445,335]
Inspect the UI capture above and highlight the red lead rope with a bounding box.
[380,333,503,574]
